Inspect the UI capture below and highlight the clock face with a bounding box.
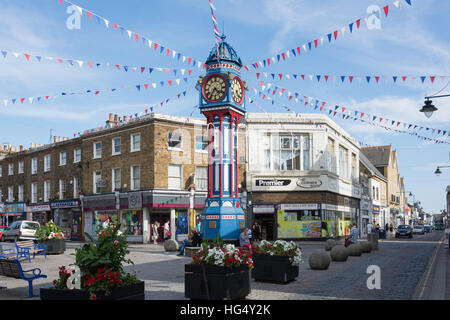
[203,74,227,102]
[231,77,244,105]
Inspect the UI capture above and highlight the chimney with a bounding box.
[124,116,128,122]
[114,114,118,122]
[20,145,23,152]
[106,113,114,126]
[54,136,57,143]
[15,146,18,152]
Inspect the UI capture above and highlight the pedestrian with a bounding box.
[102,217,111,229]
[344,223,359,247]
[239,227,250,249]
[177,230,202,256]
[389,224,393,232]
[163,220,171,241]
[251,221,262,243]
[367,221,373,234]
[152,221,160,244]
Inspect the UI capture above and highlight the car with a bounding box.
[395,225,413,238]
[424,224,432,233]
[0,226,7,241]
[413,224,425,235]
[1,220,40,242]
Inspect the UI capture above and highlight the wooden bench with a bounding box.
[184,247,201,258]
[0,258,47,298]
[0,244,16,260]
[15,241,47,263]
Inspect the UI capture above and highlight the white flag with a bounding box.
[393,1,401,9]
[175,79,181,85]
[148,40,152,48]
[152,83,157,88]
[29,97,33,104]
[181,69,185,76]
[104,19,109,28]
[341,26,346,36]
[77,60,83,67]
[127,30,132,38]
[3,99,8,106]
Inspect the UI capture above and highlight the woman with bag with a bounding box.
[163,220,171,241]
[152,221,160,244]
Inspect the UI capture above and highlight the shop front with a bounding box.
[251,204,276,241]
[1,203,27,226]
[50,200,82,240]
[28,204,52,226]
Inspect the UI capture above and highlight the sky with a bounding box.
[0,0,449,214]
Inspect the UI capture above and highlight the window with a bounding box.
[31,183,37,203]
[59,179,66,200]
[93,142,102,159]
[168,164,182,189]
[18,185,24,202]
[195,135,208,152]
[112,137,121,155]
[8,163,14,175]
[93,171,102,194]
[376,187,379,200]
[18,161,24,174]
[195,166,208,191]
[59,152,67,166]
[339,146,348,179]
[8,186,13,202]
[73,177,81,198]
[44,181,50,202]
[44,154,51,172]
[168,131,182,150]
[112,168,121,191]
[0,166,2,177]
[351,153,357,182]
[131,133,141,152]
[327,138,336,173]
[31,158,38,174]
[131,165,140,190]
[74,148,82,163]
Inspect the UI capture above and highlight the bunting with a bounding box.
[243,0,413,71]
[58,0,204,69]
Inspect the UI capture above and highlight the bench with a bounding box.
[184,247,201,258]
[15,241,47,263]
[0,258,47,298]
[0,244,16,260]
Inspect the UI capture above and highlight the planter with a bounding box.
[251,253,299,283]
[40,281,145,300]
[185,264,250,300]
[38,239,66,255]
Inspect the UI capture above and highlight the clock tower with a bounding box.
[197,36,247,242]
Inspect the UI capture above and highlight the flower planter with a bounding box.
[251,253,299,283]
[38,239,66,255]
[40,281,145,300]
[185,264,250,300]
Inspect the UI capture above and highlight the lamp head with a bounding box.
[434,167,442,176]
[420,99,437,118]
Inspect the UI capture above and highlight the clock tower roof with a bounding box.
[205,35,243,67]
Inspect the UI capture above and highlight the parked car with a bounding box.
[1,221,40,242]
[424,224,432,233]
[0,226,8,241]
[413,224,425,235]
[395,224,413,238]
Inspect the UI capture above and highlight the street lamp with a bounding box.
[420,94,449,118]
[434,166,450,176]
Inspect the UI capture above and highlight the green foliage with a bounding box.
[36,221,63,241]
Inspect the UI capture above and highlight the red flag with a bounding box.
[59,0,62,4]
[383,5,389,16]
[342,107,346,113]
[24,54,30,61]
[296,47,301,55]
[267,58,271,66]
[188,58,192,64]
[135,34,139,42]
[375,76,380,83]
[165,68,170,75]
[397,122,400,126]
[262,94,266,100]
[379,117,383,122]
[145,109,148,113]
[430,76,436,83]
[168,80,172,86]
[334,30,338,40]
[349,76,354,83]
[95,91,100,95]
[188,69,192,75]
[57,58,63,63]
[402,76,407,82]
[88,62,93,67]
[20,98,25,103]
[256,73,260,79]
[301,74,305,80]
[356,19,361,29]
[289,96,293,101]
[314,39,318,48]
[86,11,92,20]
[333,111,337,116]
[154,43,159,50]
[361,113,364,118]
[141,67,145,72]
[144,84,149,90]
[281,53,285,60]
[278,74,283,80]
[112,23,117,30]
[281,88,286,94]
[324,75,329,82]
[167,49,171,56]
[115,65,120,69]
[45,96,49,99]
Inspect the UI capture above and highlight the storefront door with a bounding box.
[150,212,169,243]
[255,214,275,241]
[71,210,82,240]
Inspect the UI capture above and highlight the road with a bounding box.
[0,230,446,300]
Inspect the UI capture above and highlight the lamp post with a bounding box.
[434,166,450,176]
[406,192,416,225]
[420,94,450,118]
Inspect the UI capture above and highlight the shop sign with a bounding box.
[253,204,275,214]
[28,204,51,212]
[280,203,321,211]
[2,203,25,214]
[296,177,323,189]
[255,179,291,187]
[128,192,142,209]
[50,200,79,209]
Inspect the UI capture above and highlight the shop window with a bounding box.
[195,135,208,152]
[94,212,119,233]
[168,164,182,189]
[120,211,143,235]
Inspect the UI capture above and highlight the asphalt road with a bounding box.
[0,230,445,300]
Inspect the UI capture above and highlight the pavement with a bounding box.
[0,231,447,300]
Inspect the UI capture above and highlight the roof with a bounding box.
[361,146,392,167]
[205,36,243,67]
[359,151,387,182]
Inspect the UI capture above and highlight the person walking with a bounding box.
[163,220,171,241]
[152,221,160,244]
[367,221,373,235]
[251,221,262,243]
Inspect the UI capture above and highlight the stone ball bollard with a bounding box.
[164,239,179,252]
[309,250,331,270]
[360,241,373,253]
[324,239,337,251]
[330,245,349,262]
[348,243,362,256]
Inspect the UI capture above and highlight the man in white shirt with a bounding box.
[367,222,373,235]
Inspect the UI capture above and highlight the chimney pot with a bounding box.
[20,145,23,152]
[109,113,113,121]
[114,114,118,121]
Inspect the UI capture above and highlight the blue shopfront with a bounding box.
[1,203,27,226]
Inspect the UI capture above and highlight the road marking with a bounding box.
[413,236,444,300]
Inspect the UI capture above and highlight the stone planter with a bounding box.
[40,281,145,300]
[37,239,66,255]
[251,253,299,283]
[348,243,362,256]
[360,241,373,253]
[185,264,250,300]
